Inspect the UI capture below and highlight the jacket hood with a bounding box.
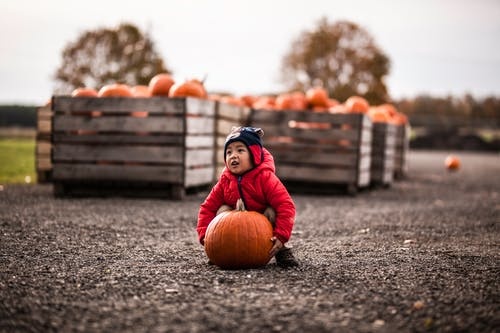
[222,148,275,178]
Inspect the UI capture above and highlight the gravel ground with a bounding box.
[1,150,499,333]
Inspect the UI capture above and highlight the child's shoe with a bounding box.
[275,247,299,268]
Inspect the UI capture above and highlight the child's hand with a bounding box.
[269,237,283,258]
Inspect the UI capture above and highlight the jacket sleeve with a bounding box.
[197,179,226,245]
[261,171,296,244]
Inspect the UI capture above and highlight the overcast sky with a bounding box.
[1,0,499,105]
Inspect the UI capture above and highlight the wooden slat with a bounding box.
[185,135,213,148]
[358,155,371,171]
[37,119,52,133]
[185,149,214,167]
[36,142,51,154]
[37,159,52,170]
[358,170,370,187]
[185,98,216,116]
[52,96,185,114]
[217,118,243,136]
[52,163,183,183]
[393,124,410,178]
[52,96,215,116]
[370,123,396,185]
[53,133,184,145]
[277,165,358,183]
[217,102,251,121]
[36,105,53,179]
[53,115,184,133]
[269,148,360,167]
[53,144,184,164]
[186,117,214,135]
[185,167,215,187]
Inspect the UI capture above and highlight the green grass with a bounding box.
[0,138,36,184]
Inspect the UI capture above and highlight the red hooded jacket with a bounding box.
[197,148,295,245]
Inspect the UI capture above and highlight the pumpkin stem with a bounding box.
[235,198,246,211]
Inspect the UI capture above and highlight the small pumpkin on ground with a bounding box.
[204,199,273,270]
[445,155,460,171]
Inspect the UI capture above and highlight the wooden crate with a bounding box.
[36,104,53,183]
[51,96,216,199]
[214,102,251,178]
[249,109,372,194]
[394,124,410,179]
[370,123,397,186]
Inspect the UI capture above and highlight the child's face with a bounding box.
[225,141,253,175]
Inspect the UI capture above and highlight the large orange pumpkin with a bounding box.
[148,73,175,96]
[204,199,273,269]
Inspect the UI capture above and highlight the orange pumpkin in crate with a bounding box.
[98,84,133,97]
[367,106,391,123]
[169,79,207,98]
[148,73,175,96]
[131,85,152,97]
[71,87,101,117]
[71,87,98,97]
[130,85,151,117]
[345,96,370,114]
[240,94,257,108]
[204,199,273,269]
[305,87,329,108]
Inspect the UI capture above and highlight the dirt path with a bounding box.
[1,151,499,332]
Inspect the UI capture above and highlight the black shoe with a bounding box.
[275,247,299,268]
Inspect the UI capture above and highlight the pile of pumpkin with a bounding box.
[71,73,207,99]
[70,73,408,126]
[213,87,409,126]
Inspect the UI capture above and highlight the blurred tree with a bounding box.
[281,18,390,104]
[54,23,170,93]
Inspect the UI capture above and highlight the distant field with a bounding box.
[0,138,36,184]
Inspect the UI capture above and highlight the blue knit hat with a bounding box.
[224,127,264,166]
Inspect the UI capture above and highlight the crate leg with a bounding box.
[346,184,358,196]
[53,182,67,197]
[170,185,185,200]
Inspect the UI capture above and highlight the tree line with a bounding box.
[0,105,37,127]
[397,94,500,120]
